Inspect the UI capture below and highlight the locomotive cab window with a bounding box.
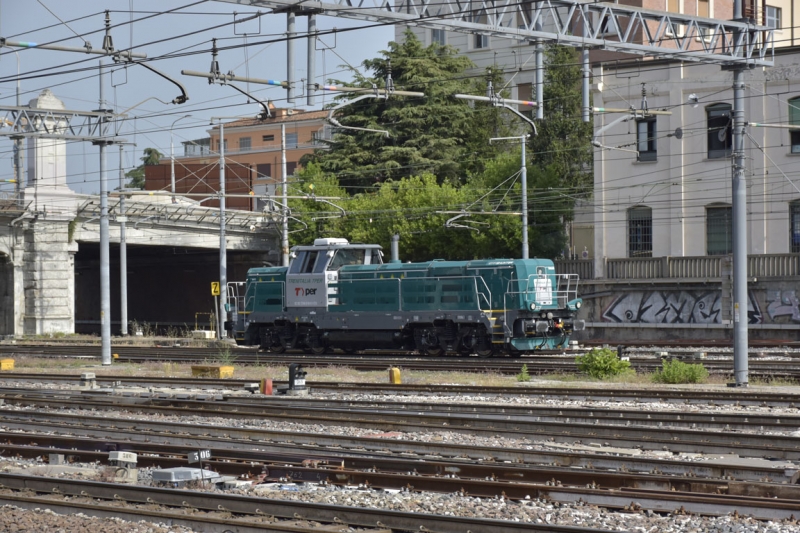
[329,249,366,271]
[289,251,320,274]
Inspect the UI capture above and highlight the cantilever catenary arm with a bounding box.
[219,80,271,119]
[327,94,390,137]
[309,196,346,221]
[120,59,189,104]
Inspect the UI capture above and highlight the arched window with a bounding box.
[789,97,800,153]
[706,103,732,159]
[791,200,800,253]
[628,206,652,257]
[706,203,732,255]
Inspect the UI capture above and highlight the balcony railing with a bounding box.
[555,254,800,281]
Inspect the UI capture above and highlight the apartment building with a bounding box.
[158,108,330,207]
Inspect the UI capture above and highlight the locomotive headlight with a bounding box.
[546,312,553,320]
[576,301,582,309]
[530,303,537,311]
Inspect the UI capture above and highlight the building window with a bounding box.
[707,103,732,159]
[431,29,446,46]
[789,97,800,153]
[239,137,251,152]
[636,118,657,162]
[286,162,298,175]
[256,163,271,180]
[470,5,489,48]
[706,204,732,255]
[791,201,800,253]
[666,0,684,36]
[696,0,713,40]
[262,134,275,142]
[286,132,298,147]
[474,34,489,49]
[765,5,781,29]
[628,206,653,257]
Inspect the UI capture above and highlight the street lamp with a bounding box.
[170,115,192,194]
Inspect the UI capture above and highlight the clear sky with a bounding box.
[0,0,394,194]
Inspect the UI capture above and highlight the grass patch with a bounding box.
[651,359,709,384]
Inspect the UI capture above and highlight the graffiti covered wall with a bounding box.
[602,290,763,324]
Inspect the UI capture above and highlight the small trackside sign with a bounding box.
[211,282,220,296]
[188,449,211,464]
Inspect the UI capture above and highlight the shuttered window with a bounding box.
[707,205,732,256]
[789,97,800,153]
[628,206,653,257]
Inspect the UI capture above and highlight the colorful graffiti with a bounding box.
[602,290,762,324]
[766,290,800,322]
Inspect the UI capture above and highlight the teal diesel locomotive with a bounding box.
[226,238,584,357]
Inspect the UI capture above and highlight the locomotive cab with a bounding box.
[286,238,383,310]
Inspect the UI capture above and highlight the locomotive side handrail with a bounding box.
[333,275,492,313]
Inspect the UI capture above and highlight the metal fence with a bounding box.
[555,254,800,280]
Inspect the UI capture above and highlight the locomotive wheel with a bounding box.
[423,346,444,357]
[342,347,358,355]
[267,342,286,354]
[475,345,494,358]
[311,344,328,355]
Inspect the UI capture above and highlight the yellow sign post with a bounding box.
[211,282,220,296]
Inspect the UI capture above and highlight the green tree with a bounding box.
[464,152,570,260]
[302,30,506,190]
[528,45,593,191]
[285,163,349,243]
[125,147,164,189]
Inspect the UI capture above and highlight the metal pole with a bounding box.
[731,0,748,386]
[13,51,22,200]
[287,12,296,104]
[535,40,544,121]
[219,122,227,340]
[520,135,529,259]
[582,48,590,123]
[119,146,128,336]
[307,14,316,106]
[281,123,289,267]
[98,60,112,365]
[391,233,400,262]
[170,115,191,194]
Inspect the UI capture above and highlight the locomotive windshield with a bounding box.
[289,251,320,274]
[329,249,365,271]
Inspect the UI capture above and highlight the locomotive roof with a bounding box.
[291,240,382,252]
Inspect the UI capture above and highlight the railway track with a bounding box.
[1,387,800,521]
[3,372,800,406]
[3,343,800,378]
[0,473,596,533]
[3,364,800,528]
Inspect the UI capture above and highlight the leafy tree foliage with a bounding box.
[302,30,506,190]
[527,45,593,191]
[125,147,164,189]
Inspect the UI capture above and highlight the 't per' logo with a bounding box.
[294,287,318,296]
